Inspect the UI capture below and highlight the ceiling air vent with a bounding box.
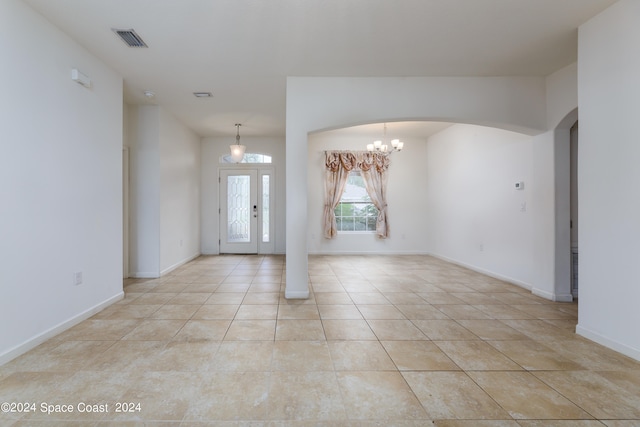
[112,28,148,48]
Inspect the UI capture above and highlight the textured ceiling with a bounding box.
[24,0,616,137]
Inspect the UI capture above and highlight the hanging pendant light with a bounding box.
[366,123,404,153]
[230,123,246,163]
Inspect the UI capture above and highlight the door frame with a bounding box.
[218,165,275,254]
[123,147,129,278]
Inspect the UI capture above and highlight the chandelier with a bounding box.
[230,123,246,163]
[366,123,404,153]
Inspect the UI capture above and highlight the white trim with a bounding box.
[576,324,640,362]
[0,292,124,366]
[196,250,286,256]
[131,253,200,278]
[430,253,576,302]
[122,147,129,279]
[308,251,430,256]
[531,287,554,300]
[285,289,310,299]
[554,293,574,302]
[130,271,161,279]
[532,287,574,302]
[307,251,538,295]
[428,253,532,292]
[160,253,200,276]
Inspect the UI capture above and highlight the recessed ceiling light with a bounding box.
[193,92,213,98]
[143,90,155,98]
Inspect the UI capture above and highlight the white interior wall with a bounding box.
[307,132,429,254]
[577,0,640,360]
[546,65,578,303]
[0,0,124,363]
[570,124,579,248]
[426,125,534,287]
[553,127,572,299]
[526,63,579,303]
[128,105,160,277]
[546,63,578,129]
[128,105,201,277]
[159,108,201,274]
[286,76,547,299]
[201,136,286,255]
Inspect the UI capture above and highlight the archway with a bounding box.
[285,76,548,299]
[554,108,579,301]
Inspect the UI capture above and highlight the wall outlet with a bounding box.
[74,271,83,286]
[479,243,484,252]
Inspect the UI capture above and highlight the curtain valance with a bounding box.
[324,150,390,173]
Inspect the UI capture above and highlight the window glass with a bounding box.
[221,153,272,163]
[335,171,378,232]
[262,175,270,242]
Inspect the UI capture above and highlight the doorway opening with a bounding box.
[570,121,579,298]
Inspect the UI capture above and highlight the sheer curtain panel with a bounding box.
[359,152,390,238]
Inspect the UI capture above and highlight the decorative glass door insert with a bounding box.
[227,175,251,242]
[220,170,258,253]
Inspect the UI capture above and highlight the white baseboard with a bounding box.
[428,253,532,292]
[130,271,159,278]
[201,251,286,256]
[531,288,574,302]
[285,289,310,299]
[576,324,640,362]
[308,250,430,256]
[554,293,574,302]
[160,253,201,276]
[0,292,124,366]
[130,253,201,278]
[531,287,554,300]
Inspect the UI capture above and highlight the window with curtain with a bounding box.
[323,150,390,239]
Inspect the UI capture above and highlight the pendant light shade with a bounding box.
[230,123,246,163]
[366,123,404,153]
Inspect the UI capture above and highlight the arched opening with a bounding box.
[308,119,537,292]
[554,108,579,302]
[569,121,579,298]
[285,76,548,299]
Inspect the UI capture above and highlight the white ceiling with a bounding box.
[24,0,616,138]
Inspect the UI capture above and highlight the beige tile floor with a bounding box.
[1,254,640,426]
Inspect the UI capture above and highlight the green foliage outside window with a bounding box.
[334,172,378,232]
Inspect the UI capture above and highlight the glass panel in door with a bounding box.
[262,174,270,243]
[220,170,258,254]
[227,175,250,243]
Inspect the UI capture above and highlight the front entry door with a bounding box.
[220,169,258,254]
